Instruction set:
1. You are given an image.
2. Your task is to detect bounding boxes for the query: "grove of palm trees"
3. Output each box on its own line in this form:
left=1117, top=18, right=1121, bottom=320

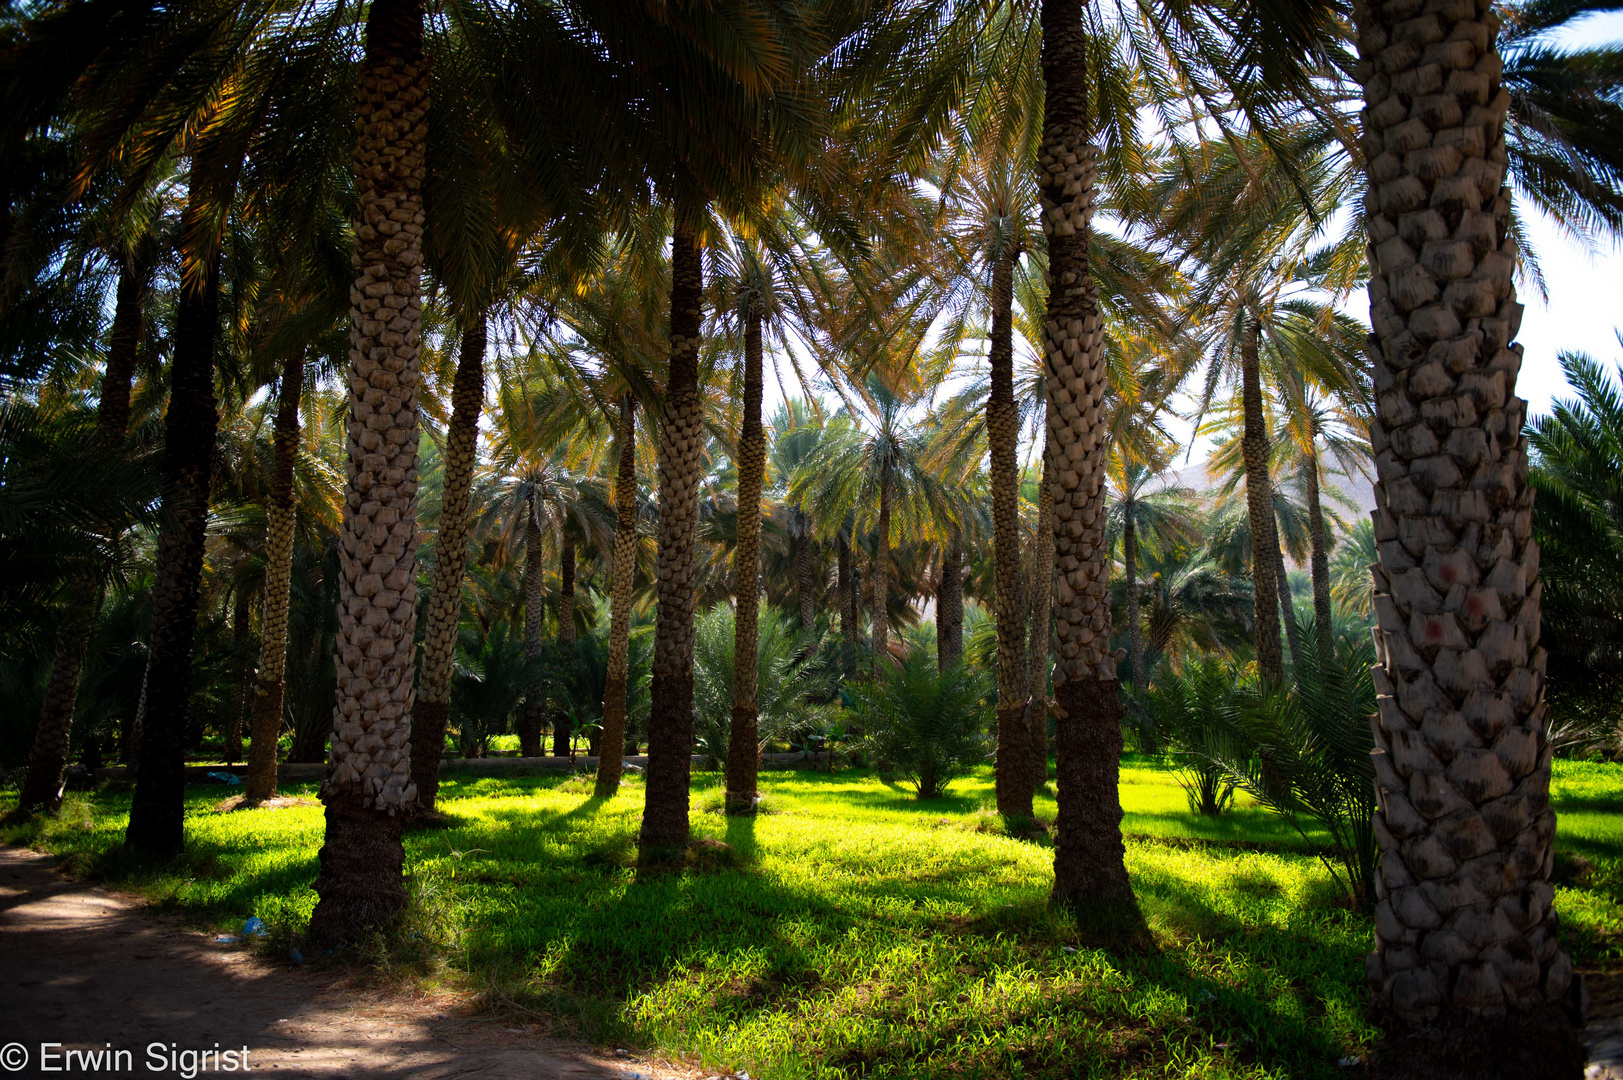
left=3, top=0, right=1622, bottom=1077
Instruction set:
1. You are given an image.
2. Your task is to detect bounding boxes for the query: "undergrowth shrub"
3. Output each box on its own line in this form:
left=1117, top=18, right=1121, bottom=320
left=850, top=650, right=990, bottom=799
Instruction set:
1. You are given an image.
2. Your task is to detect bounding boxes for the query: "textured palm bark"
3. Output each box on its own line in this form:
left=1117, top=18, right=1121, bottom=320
left=1038, top=0, right=1142, bottom=932
left=308, top=0, right=425, bottom=946
left=244, top=350, right=303, bottom=803
left=726, top=308, right=766, bottom=814
left=596, top=396, right=638, bottom=797
left=124, top=213, right=226, bottom=857
left=871, top=473, right=892, bottom=671
left=1239, top=317, right=1286, bottom=684
left=226, top=590, right=250, bottom=765
left=1026, top=411, right=1056, bottom=785
left=409, top=319, right=484, bottom=810
left=796, top=529, right=817, bottom=632
left=839, top=530, right=859, bottom=647
left=520, top=502, right=547, bottom=757
left=17, top=258, right=148, bottom=815
left=552, top=537, right=577, bottom=756
left=936, top=536, right=963, bottom=670
left=641, top=221, right=705, bottom=857
left=1353, top=0, right=1582, bottom=1073
left=989, top=245, right=1034, bottom=818
left=98, top=258, right=147, bottom=445
left=1273, top=530, right=1306, bottom=665
left=1305, top=446, right=1335, bottom=659
left=1124, top=514, right=1146, bottom=688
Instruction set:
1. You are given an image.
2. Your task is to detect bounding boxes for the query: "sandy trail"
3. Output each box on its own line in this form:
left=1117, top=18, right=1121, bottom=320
left=0, top=846, right=684, bottom=1079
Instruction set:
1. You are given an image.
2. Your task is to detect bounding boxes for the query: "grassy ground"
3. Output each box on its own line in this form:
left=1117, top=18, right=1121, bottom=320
left=6, top=758, right=1623, bottom=1079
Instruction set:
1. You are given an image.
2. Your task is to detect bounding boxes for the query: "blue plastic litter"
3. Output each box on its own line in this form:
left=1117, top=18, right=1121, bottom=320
left=242, top=916, right=268, bottom=938
left=206, top=771, right=242, bottom=785
left=290, top=949, right=303, bottom=964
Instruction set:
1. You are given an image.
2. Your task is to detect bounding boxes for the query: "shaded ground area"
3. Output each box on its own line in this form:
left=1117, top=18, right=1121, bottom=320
left=0, top=847, right=685, bottom=1079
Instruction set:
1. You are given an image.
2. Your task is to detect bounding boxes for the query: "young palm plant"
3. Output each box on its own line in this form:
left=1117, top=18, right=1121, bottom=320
left=851, top=648, right=991, bottom=800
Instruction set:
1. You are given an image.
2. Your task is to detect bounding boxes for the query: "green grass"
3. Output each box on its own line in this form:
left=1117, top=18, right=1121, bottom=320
left=6, top=758, right=1623, bottom=1079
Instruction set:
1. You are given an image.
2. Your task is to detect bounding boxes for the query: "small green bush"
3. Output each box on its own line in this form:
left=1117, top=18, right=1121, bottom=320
left=1138, top=658, right=1240, bottom=817
left=850, top=651, right=990, bottom=799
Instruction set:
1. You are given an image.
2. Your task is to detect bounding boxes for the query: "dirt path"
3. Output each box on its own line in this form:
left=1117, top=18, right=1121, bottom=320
left=0, top=846, right=688, bottom=1079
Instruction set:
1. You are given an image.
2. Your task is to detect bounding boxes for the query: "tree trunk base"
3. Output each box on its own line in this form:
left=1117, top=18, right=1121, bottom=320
left=408, top=699, right=450, bottom=812
left=552, top=719, right=572, bottom=759
left=520, top=702, right=544, bottom=759
left=995, top=702, right=1035, bottom=820
left=1369, top=1001, right=1585, bottom=1080
left=16, top=747, right=70, bottom=817
left=307, top=798, right=406, bottom=948
left=724, top=704, right=759, bottom=815
left=243, top=677, right=285, bottom=804
left=1050, top=677, right=1148, bottom=948
left=640, top=670, right=694, bottom=856
left=595, top=679, right=627, bottom=797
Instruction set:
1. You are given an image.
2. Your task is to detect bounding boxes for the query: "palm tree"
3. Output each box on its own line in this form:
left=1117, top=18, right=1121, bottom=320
left=792, top=376, right=962, bottom=676
left=307, top=0, right=430, bottom=944
left=1352, top=0, right=1582, bottom=1070
left=596, top=394, right=642, bottom=795
left=1105, top=462, right=1198, bottom=689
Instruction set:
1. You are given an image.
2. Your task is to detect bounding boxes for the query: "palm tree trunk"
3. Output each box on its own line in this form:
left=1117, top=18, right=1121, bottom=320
left=1124, top=511, right=1146, bottom=689
left=1304, top=444, right=1334, bottom=659
left=839, top=526, right=859, bottom=647
left=226, top=589, right=250, bottom=765
left=989, top=244, right=1033, bottom=819
left=17, top=256, right=147, bottom=815
left=1239, top=315, right=1286, bottom=684
left=409, top=318, right=484, bottom=809
left=1354, top=1, right=1581, bottom=1072
left=1038, top=0, right=1142, bottom=935
left=551, top=536, right=577, bottom=756
left=307, top=0, right=426, bottom=946
left=796, top=524, right=817, bottom=631
left=244, top=350, right=304, bottom=803
left=124, top=164, right=234, bottom=857
left=641, top=215, right=705, bottom=857
left=936, top=535, right=963, bottom=670
left=596, top=395, right=638, bottom=797
left=726, top=307, right=766, bottom=814
left=1272, top=528, right=1304, bottom=666
left=872, top=471, right=892, bottom=671
left=521, top=499, right=546, bottom=757
left=1026, top=430, right=1056, bottom=787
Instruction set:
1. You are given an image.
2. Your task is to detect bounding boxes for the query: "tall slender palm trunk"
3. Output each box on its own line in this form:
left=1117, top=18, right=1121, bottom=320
left=552, top=536, right=577, bottom=756
left=641, top=218, right=705, bottom=856
left=1239, top=315, right=1286, bottom=684
left=596, top=395, right=638, bottom=797
left=409, top=318, right=485, bottom=809
left=1039, top=0, right=1141, bottom=934
left=1353, top=0, right=1580, bottom=1073
left=307, top=0, right=427, bottom=946
left=726, top=308, right=766, bottom=813
left=521, top=499, right=547, bottom=756
left=989, top=245, right=1033, bottom=819
left=17, top=257, right=147, bottom=815
left=244, top=350, right=305, bottom=803
left=1124, top=512, right=1146, bottom=688
left=226, top=590, right=250, bottom=765
left=1304, top=444, right=1334, bottom=659
left=1273, top=531, right=1304, bottom=666
left=1026, top=402, right=1056, bottom=786
left=937, top=535, right=964, bottom=669
left=125, top=197, right=228, bottom=856
left=839, top=527, right=859, bottom=648
left=796, top=526, right=817, bottom=631
left=871, top=473, right=892, bottom=670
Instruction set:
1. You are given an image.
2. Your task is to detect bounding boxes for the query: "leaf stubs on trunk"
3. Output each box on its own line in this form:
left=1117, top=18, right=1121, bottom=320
left=308, top=0, right=426, bottom=945
left=1352, top=0, right=1582, bottom=1071
left=641, top=218, right=705, bottom=859
left=1037, top=0, right=1144, bottom=940
left=726, top=307, right=766, bottom=814
left=410, top=318, right=485, bottom=810
left=596, top=395, right=638, bottom=797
